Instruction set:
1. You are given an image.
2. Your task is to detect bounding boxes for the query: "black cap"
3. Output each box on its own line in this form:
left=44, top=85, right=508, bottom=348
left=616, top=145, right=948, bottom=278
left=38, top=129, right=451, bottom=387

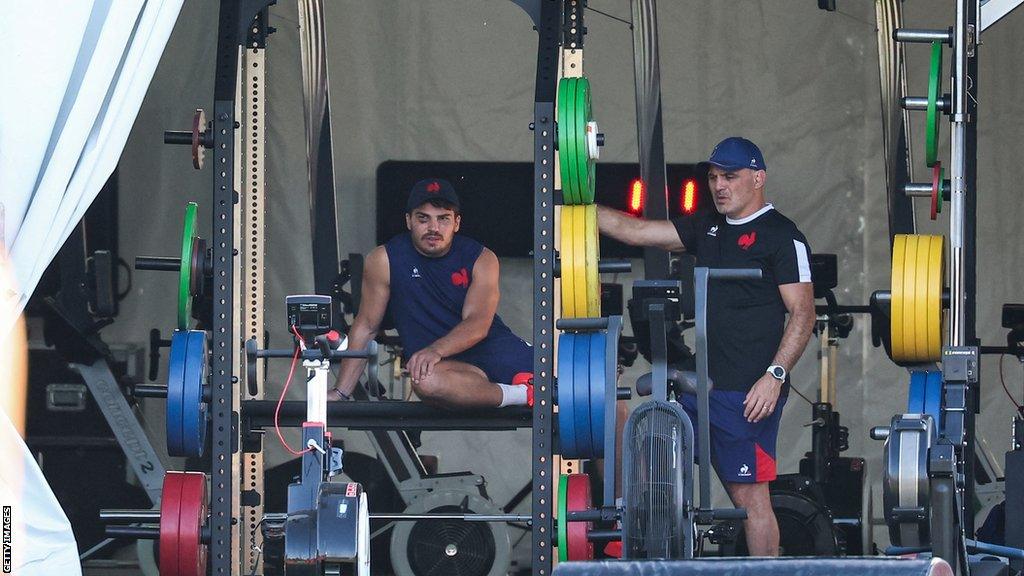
left=406, top=178, right=460, bottom=213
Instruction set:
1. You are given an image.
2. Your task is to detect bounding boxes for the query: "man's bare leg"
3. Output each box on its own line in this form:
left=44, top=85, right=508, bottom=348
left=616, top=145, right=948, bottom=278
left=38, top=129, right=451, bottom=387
left=410, top=360, right=502, bottom=408
left=725, top=481, right=779, bottom=556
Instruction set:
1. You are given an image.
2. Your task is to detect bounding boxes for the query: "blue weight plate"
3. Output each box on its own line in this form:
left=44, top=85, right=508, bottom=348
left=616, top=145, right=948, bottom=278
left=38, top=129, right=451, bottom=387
left=181, top=330, right=208, bottom=458
left=923, top=370, right=942, bottom=433
left=166, top=330, right=189, bottom=456
left=557, top=333, right=577, bottom=457
left=588, top=331, right=606, bottom=458
left=573, top=333, right=593, bottom=458
left=907, top=370, right=927, bottom=414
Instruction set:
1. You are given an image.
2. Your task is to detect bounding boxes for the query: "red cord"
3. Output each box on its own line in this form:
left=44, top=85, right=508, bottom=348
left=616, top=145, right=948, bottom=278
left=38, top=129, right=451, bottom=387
left=274, top=328, right=309, bottom=456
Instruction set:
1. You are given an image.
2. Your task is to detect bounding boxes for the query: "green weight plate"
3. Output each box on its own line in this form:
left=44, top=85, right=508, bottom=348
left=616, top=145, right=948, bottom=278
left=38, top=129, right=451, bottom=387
left=557, top=474, right=569, bottom=562
left=565, top=78, right=581, bottom=205
left=574, top=77, right=595, bottom=204
left=558, top=78, right=580, bottom=205
left=926, top=42, right=942, bottom=168
left=178, top=202, right=198, bottom=330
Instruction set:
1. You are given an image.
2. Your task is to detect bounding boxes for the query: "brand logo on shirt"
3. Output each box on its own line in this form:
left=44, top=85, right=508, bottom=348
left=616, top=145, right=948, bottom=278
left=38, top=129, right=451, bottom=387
left=411, top=266, right=421, bottom=278
left=707, top=225, right=718, bottom=237
left=451, top=267, right=469, bottom=288
left=737, top=231, right=757, bottom=250
left=739, top=464, right=751, bottom=477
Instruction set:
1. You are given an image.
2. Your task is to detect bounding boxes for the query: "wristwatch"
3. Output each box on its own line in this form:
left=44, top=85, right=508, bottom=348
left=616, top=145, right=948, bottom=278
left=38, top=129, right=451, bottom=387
left=766, top=364, right=787, bottom=382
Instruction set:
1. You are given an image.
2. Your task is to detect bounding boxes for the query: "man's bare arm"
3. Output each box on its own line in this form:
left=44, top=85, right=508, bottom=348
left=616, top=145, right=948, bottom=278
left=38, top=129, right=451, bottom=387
left=772, top=282, right=816, bottom=371
left=333, top=246, right=390, bottom=397
left=596, top=205, right=684, bottom=252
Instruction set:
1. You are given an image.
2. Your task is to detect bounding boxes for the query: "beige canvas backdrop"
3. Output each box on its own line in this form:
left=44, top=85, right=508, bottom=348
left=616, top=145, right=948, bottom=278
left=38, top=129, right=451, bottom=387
left=104, top=0, right=1024, bottom=560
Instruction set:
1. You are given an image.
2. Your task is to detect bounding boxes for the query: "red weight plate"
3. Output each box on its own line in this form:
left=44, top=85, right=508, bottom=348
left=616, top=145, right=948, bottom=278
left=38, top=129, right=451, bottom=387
left=159, top=472, right=184, bottom=576
left=177, top=472, right=208, bottom=576
left=565, top=473, right=594, bottom=561
left=191, top=109, right=206, bottom=170
left=930, top=161, right=942, bottom=221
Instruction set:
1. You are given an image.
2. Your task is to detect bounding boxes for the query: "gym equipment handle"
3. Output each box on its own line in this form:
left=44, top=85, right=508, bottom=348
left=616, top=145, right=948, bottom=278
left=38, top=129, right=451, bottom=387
left=255, top=346, right=376, bottom=361
left=134, top=385, right=168, bottom=398
left=711, top=507, right=748, bottom=520
left=101, top=510, right=161, bottom=521
left=135, top=256, right=181, bottom=271
left=556, top=318, right=609, bottom=331
left=105, top=526, right=160, bottom=539
left=708, top=269, right=762, bottom=281
left=164, top=130, right=192, bottom=145
left=893, top=28, right=953, bottom=44
left=870, top=426, right=890, bottom=440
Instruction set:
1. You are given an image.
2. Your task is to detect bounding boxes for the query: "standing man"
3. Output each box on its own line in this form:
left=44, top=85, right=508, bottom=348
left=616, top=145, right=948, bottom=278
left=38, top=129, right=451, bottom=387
left=330, top=178, right=534, bottom=409
left=598, top=137, right=815, bottom=556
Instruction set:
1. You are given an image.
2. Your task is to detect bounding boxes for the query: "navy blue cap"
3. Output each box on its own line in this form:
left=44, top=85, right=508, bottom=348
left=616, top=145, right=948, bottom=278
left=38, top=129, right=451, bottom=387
left=703, top=137, right=767, bottom=172
left=406, top=178, right=460, bottom=213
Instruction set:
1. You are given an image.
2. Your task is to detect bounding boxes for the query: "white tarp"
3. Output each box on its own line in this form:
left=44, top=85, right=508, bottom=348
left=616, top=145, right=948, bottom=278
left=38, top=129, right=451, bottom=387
left=0, top=0, right=184, bottom=334
left=0, top=2, right=183, bottom=573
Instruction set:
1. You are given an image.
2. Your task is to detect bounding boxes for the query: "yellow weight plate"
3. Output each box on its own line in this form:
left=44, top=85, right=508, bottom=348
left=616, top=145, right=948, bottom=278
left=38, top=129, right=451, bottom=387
left=560, top=206, right=576, bottom=317
left=890, top=234, right=944, bottom=363
left=914, top=236, right=931, bottom=360
left=572, top=206, right=588, bottom=317
left=891, top=235, right=907, bottom=360
left=584, top=204, right=600, bottom=317
left=905, top=233, right=921, bottom=358
left=926, top=236, right=945, bottom=359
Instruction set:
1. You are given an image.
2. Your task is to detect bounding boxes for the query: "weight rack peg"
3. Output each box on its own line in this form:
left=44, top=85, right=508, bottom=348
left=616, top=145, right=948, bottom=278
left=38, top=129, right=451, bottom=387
left=902, top=182, right=950, bottom=198
left=902, top=96, right=951, bottom=113
left=894, top=28, right=954, bottom=44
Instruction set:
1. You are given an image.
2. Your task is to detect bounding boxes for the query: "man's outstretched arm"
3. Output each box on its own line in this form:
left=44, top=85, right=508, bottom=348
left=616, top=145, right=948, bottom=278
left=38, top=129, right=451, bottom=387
left=332, top=246, right=390, bottom=398
left=596, top=205, right=685, bottom=251
left=405, top=248, right=500, bottom=382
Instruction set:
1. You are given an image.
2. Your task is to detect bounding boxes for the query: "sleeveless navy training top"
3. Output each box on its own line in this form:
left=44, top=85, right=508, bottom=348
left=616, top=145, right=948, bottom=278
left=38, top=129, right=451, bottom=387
left=385, top=233, right=524, bottom=360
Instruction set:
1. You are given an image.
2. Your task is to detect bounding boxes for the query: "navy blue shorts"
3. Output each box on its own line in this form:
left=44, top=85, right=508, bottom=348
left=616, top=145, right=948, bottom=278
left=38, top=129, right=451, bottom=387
left=678, top=390, right=787, bottom=484
left=451, top=336, right=533, bottom=384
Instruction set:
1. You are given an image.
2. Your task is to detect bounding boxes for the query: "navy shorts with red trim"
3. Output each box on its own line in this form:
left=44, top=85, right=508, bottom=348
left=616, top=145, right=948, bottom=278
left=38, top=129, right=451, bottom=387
left=678, top=390, right=787, bottom=484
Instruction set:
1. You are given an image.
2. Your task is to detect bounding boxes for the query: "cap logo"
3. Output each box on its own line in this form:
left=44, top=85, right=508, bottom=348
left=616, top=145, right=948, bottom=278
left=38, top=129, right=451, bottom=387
left=750, top=158, right=757, bottom=167
left=426, top=181, right=441, bottom=193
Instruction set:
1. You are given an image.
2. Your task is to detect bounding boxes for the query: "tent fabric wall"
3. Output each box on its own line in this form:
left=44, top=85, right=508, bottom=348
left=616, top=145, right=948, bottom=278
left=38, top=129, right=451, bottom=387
left=100, top=0, right=1024, bottom=564
left=0, top=2, right=183, bottom=572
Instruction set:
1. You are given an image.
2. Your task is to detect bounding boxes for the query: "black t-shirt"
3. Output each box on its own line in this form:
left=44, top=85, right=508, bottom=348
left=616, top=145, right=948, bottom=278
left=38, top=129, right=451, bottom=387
left=671, top=204, right=812, bottom=393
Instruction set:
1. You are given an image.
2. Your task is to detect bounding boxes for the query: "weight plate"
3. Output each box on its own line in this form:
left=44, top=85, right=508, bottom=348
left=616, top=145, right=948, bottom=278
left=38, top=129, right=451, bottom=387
left=178, top=202, right=198, bottom=330
left=191, top=109, right=206, bottom=170
left=891, top=235, right=906, bottom=361
left=159, top=472, right=184, bottom=576
left=177, top=472, right=208, bottom=576
left=571, top=206, right=588, bottom=317
left=923, top=370, right=943, bottom=431
left=558, top=78, right=580, bottom=204
left=572, top=332, right=593, bottom=458
left=189, top=237, right=205, bottom=296
left=926, top=235, right=944, bottom=358
left=913, top=236, right=930, bottom=360
left=889, top=235, right=943, bottom=363
left=588, top=331, right=606, bottom=458
left=181, top=330, right=208, bottom=458
left=557, top=333, right=578, bottom=457
left=574, top=78, right=596, bottom=204
left=557, top=474, right=569, bottom=562
left=166, top=330, right=189, bottom=457
left=560, top=207, right=576, bottom=318
left=930, top=162, right=942, bottom=220
left=565, top=473, right=594, bottom=561
left=907, top=371, right=927, bottom=414
left=926, top=42, right=942, bottom=167
left=584, top=204, right=600, bottom=316
left=937, top=165, right=946, bottom=213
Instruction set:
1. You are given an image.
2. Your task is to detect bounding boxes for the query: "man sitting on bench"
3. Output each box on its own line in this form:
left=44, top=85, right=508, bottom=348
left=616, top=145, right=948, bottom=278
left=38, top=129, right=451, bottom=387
left=329, top=178, right=534, bottom=409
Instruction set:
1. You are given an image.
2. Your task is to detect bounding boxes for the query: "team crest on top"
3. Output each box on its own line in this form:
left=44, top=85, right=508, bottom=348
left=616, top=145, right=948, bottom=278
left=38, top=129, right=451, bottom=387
left=707, top=225, right=718, bottom=237
left=411, top=266, right=421, bottom=278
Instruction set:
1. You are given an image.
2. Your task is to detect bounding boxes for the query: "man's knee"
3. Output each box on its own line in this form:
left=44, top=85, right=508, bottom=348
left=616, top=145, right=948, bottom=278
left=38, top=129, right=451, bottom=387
left=727, top=481, right=772, bottom=512
left=410, top=368, right=450, bottom=400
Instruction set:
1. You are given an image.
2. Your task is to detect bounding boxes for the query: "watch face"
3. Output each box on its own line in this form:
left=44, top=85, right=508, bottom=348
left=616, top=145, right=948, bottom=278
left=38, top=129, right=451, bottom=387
left=770, top=366, right=785, bottom=379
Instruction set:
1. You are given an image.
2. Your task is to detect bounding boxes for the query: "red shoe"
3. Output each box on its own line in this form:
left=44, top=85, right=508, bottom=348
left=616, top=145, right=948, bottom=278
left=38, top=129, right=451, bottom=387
left=512, top=372, right=534, bottom=407
left=603, top=540, right=622, bottom=558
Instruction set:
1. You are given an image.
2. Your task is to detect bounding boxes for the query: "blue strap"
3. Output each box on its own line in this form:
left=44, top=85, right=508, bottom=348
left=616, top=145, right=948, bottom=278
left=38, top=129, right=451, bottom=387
left=907, top=370, right=927, bottom=414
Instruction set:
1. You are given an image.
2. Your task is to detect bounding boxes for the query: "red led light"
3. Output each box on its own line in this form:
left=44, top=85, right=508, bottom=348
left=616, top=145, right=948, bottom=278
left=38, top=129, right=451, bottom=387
left=681, top=179, right=697, bottom=214
left=628, top=179, right=644, bottom=214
